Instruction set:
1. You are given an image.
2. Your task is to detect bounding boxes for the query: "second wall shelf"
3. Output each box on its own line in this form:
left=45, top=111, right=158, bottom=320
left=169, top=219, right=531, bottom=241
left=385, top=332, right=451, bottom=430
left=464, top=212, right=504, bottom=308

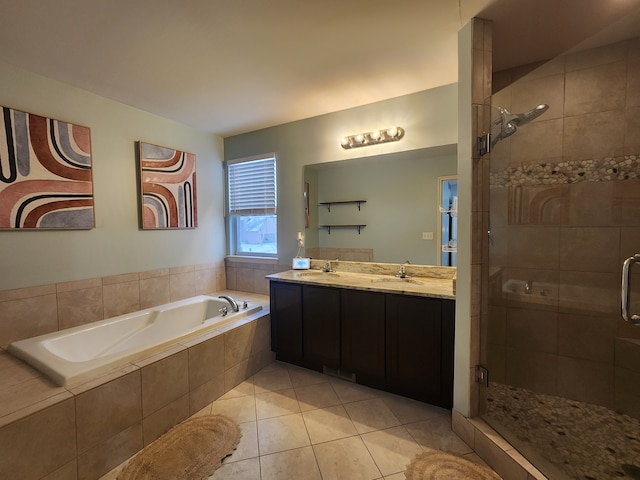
left=319, top=224, right=366, bottom=234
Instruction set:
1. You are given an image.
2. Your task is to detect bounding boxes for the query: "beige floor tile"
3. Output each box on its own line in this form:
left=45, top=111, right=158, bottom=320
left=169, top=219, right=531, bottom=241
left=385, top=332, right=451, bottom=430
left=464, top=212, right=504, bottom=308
left=404, top=415, right=473, bottom=455
left=210, top=457, right=260, bottom=479
left=381, top=392, right=449, bottom=424
left=295, top=382, right=341, bottom=411
left=223, top=421, right=259, bottom=463
left=219, top=378, right=255, bottom=400
left=259, top=445, right=322, bottom=480
left=253, top=366, right=293, bottom=393
left=313, top=435, right=382, bottom=480
left=302, top=405, right=358, bottom=444
left=257, top=413, right=310, bottom=455
left=384, top=473, right=407, bottom=480
left=287, top=364, right=328, bottom=387
left=329, top=378, right=380, bottom=404
left=344, top=398, right=401, bottom=434
left=210, top=395, right=256, bottom=423
left=255, top=388, right=300, bottom=419
left=361, top=425, right=423, bottom=476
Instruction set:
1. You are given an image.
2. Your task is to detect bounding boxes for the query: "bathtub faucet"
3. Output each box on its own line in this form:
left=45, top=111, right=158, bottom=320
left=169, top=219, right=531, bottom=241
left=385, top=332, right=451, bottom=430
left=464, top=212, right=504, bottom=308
left=219, top=295, right=240, bottom=312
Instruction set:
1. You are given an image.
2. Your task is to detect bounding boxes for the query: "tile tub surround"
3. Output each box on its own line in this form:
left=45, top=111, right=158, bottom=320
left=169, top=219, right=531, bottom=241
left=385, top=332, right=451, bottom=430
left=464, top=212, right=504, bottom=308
left=0, top=291, right=273, bottom=480
left=0, top=261, right=227, bottom=347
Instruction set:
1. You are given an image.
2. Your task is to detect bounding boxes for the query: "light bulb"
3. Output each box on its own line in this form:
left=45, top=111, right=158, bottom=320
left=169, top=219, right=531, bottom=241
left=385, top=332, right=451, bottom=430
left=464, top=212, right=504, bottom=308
left=387, top=127, right=398, bottom=137
left=341, top=137, right=350, bottom=146
left=370, top=130, right=381, bottom=140
left=355, top=134, right=364, bottom=143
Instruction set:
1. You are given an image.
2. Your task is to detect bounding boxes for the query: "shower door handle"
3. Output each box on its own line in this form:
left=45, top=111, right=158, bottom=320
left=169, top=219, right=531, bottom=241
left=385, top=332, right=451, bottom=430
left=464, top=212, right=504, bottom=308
left=621, top=254, right=640, bottom=325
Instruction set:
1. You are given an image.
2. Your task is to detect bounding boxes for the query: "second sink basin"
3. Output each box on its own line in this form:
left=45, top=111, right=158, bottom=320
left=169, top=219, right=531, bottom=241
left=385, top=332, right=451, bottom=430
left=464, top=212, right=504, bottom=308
left=372, top=277, right=424, bottom=286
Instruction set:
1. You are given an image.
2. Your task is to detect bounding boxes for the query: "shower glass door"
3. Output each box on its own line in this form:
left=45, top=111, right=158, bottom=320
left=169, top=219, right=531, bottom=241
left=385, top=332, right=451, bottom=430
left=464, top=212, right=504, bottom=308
left=480, top=23, right=640, bottom=480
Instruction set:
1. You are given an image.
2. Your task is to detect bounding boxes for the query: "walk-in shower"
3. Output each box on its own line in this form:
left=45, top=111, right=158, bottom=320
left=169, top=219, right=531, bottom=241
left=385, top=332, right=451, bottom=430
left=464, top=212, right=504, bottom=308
left=480, top=33, right=640, bottom=480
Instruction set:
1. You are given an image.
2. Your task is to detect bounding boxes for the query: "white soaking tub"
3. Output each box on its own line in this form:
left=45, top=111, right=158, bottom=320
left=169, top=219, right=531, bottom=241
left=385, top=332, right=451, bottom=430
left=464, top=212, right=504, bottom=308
left=8, top=294, right=262, bottom=387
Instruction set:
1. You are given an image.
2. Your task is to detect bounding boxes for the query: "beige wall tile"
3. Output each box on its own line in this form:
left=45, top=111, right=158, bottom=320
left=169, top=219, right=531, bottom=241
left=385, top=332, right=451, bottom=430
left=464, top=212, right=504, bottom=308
left=139, top=275, right=171, bottom=309
left=188, top=334, right=224, bottom=389
left=558, top=271, right=619, bottom=317
left=615, top=367, right=640, bottom=419
left=224, top=321, right=256, bottom=370
left=507, top=226, right=560, bottom=269
left=557, top=356, right=614, bottom=408
left=56, top=278, right=102, bottom=293
left=505, top=348, right=557, bottom=395
left=102, top=280, right=140, bottom=318
left=194, top=267, right=218, bottom=295
left=624, top=106, right=640, bottom=154
left=0, top=284, right=55, bottom=303
left=0, top=398, right=76, bottom=479
left=235, top=267, right=256, bottom=292
left=170, top=271, right=196, bottom=301
left=189, top=373, right=225, bottom=415
left=558, top=313, right=616, bottom=363
left=75, top=371, right=142, bottom=453
left=565, top=40, right=627, bottom=72
left=225, top=358, right=251, bottom=392
left=559, top=226, right=621, bottom=272
left=565, top=61, right=626, bottom=115
left=76, top=422, right=142, bottom=480
left=41, top=459, right=77, bottom=480
left=102, top=273, right=139, bottom=286
left=141, top=350, right=189, bottom=417
left=170, top=265, right=194, bottom=275
left=506, top=307, right=558, bottom=354
left=563, top=111, right=624, bottom=163
left=0, top=293, right=58, bottom=345
left=139, top=268, right=170, bottom=280
left=567, top=181, right=622, bottom=227
left=57, top=286, right=103, bottom=330
left=142, top=394, right=190, bottom=446
left=509, top=119, right=563, bottom=165
left=619, top=179, right=640, bottom=226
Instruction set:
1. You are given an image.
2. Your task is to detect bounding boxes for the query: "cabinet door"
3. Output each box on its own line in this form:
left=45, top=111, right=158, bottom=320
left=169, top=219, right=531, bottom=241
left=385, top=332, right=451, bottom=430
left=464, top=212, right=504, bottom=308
left=303, top=285, right=341, bottom=369
left=270, top=281, right=303, bottom=363
left=341, top=289, right=386, bottom=382
left=386, top=294, right=446, bottom=406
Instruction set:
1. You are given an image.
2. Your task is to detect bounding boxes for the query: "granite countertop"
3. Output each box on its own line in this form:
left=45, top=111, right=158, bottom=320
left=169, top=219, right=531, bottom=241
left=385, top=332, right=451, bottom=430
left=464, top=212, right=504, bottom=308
left=266, top=269, right=456, bottom=300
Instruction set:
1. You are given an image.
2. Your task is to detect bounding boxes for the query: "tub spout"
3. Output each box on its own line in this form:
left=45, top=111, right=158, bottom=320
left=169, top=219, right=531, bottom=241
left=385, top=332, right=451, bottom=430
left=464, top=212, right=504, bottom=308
left=219, top=295, right=240, bottom=312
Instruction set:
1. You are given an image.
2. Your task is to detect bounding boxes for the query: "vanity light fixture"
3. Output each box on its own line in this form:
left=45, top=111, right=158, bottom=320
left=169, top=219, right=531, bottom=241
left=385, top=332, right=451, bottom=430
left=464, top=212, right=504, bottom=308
left=340, top=126, right=405, bottom=149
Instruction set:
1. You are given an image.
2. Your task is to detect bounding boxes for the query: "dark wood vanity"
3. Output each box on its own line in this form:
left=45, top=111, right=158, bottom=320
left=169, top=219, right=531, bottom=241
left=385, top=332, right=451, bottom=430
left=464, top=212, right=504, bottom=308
left=268, top=269, right=455, bottom=409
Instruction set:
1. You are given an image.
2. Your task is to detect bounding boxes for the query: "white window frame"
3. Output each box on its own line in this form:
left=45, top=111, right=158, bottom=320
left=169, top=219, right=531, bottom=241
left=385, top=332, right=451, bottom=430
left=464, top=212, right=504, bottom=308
left=226, top=153, right=277, bottom=258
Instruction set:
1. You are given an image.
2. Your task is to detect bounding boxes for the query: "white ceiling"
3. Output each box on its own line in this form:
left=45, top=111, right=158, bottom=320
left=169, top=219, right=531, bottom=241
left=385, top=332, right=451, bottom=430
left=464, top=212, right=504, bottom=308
left=0, top=0, right=638, bottom=137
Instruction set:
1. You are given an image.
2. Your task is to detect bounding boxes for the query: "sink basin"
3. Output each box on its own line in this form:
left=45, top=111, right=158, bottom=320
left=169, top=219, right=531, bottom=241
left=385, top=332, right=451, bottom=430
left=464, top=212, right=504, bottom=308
left=372, top=277, right=423, bottom=286
left=296, top=271, right=340, bottom=277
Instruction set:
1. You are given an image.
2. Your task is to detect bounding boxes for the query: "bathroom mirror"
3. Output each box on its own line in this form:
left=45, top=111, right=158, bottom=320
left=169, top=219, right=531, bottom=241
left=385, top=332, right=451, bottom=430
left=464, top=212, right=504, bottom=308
left=304, top=146, right=457, bottom=265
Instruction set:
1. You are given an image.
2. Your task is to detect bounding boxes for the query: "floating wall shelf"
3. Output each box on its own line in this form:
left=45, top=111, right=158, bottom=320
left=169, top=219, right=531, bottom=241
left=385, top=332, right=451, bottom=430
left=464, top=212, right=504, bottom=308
left=319, top=225, right=366, bottom=234
left=319, top=200, right=366, bottom=212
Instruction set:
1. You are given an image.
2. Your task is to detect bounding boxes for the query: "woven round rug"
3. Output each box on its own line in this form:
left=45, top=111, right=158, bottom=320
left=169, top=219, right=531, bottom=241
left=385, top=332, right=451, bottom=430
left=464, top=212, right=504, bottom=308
left=117, top=415, right=241, bottom=480
left=405, top=450, right=502, bottom=480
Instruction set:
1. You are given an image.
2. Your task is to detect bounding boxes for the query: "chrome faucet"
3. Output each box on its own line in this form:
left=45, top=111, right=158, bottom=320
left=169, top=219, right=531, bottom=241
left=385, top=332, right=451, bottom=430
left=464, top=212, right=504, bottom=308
left=322, top=258, right=338, bottom=272
left=219, top=295, right=240, bottom=312
left=524, top=280, right=533, bottom=294
left=396, top=261, right=411, bottom=279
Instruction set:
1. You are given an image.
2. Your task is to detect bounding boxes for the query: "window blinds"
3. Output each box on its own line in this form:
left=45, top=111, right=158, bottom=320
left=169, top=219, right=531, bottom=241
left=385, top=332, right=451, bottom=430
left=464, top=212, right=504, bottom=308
left=227, top=155, right=277, bottom=215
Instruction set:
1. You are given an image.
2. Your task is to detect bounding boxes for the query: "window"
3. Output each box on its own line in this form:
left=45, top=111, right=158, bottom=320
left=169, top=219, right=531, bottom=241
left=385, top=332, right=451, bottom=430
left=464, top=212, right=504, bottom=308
left=227, top=154, right=277, bottom=256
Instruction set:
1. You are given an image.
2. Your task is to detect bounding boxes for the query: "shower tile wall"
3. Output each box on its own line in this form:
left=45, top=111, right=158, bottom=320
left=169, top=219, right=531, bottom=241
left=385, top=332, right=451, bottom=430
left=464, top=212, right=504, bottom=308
left=486, top=38, right=640, bottom=419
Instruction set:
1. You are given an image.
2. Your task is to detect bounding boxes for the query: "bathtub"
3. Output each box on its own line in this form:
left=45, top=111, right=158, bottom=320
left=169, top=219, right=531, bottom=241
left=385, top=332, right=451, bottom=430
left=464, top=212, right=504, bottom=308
left=7, top=295, right=262, bottom=387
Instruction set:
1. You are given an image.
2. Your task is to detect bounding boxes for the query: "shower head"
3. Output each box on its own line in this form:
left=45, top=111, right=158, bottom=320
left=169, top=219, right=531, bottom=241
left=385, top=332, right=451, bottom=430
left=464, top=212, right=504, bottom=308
left=490, top=103, right=549, bottom=149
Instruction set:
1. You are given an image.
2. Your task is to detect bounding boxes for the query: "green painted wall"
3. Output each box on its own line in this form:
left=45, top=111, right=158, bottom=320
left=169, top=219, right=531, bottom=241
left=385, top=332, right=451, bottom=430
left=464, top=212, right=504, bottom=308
left=224, top=84, right=458, bottom=264
left=0, top=61, right=224, bottom=291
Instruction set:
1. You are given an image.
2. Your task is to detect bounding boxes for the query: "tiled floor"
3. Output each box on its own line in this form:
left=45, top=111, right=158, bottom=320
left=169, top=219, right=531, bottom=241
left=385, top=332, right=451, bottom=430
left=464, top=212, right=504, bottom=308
left=104, top=360, right=496, bottom=479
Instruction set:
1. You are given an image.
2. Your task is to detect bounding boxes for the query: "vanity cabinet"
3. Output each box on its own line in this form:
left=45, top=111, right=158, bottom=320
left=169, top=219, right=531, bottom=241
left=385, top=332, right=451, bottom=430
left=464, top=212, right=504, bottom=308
left=386, top=294, right=455, bottom=407
left=269, top=281, right=303, bottom=364
left=269, top=280, right=455, bottom=408
left=302, top=285, right=341, bottom=369
left=341, top=289, right=386, bottom=386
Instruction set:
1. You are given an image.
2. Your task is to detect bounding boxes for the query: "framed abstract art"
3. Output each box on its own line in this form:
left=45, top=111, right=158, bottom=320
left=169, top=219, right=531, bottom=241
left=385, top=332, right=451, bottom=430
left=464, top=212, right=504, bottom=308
left=138, top=141, right=198, bottom=229
left=0, top=106, right=94, bottom=229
